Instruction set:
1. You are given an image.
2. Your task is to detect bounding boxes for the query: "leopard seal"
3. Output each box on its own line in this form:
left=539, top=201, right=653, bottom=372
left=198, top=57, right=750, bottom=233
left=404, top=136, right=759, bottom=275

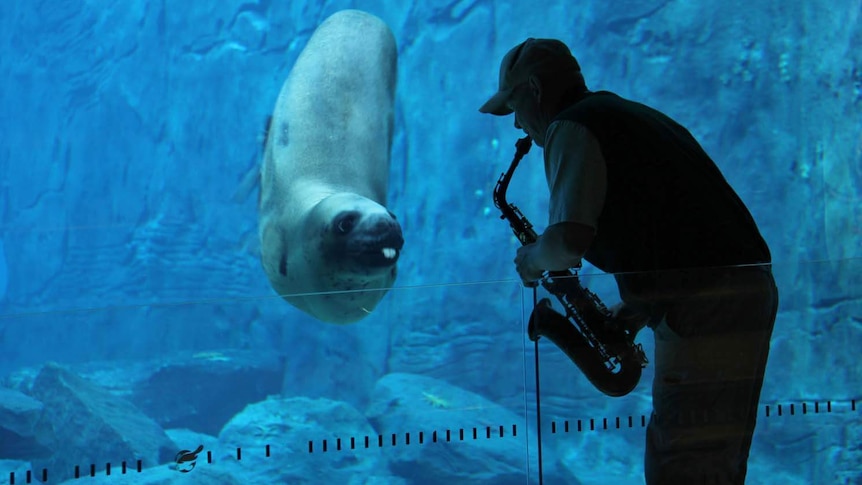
left=258, top=10, right=403, bottom=324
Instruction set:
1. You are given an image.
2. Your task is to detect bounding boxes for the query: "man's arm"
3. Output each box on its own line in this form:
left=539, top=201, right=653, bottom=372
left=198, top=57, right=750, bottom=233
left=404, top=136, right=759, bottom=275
left=515, top=221, right=594, bottom=282
left=532, top=221, right=594, bottom=270
left=515, top=120, right=605, bottom=284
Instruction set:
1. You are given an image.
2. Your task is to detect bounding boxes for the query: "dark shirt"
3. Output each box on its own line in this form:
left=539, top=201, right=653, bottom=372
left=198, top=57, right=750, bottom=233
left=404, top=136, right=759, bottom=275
left=551, top=91, right=771, bottom=303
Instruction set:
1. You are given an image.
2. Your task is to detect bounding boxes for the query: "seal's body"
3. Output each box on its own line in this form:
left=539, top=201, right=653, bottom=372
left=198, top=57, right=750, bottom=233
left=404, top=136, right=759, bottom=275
left=259, top=10, right=403, bottom=324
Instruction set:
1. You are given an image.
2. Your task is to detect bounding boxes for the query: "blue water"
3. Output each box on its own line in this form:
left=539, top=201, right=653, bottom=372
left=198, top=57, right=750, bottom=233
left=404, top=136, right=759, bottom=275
left=0, top=1, right=860, bottom=484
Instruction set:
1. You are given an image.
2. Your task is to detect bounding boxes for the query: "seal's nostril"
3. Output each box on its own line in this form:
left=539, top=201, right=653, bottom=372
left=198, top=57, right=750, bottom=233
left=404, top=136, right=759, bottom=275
left=333, top=210, right=361, bottom=234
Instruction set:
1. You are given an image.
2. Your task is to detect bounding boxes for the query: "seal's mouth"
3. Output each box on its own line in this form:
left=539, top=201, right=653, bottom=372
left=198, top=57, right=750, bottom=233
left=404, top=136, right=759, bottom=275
left=353, top=231, right=403, bottom=267
left=329, top=210, right=403, bottom=268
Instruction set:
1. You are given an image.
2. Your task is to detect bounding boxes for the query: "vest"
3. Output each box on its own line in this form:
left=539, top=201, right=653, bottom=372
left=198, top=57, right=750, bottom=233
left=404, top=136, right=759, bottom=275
left=553, top=91, right=771, bottom=302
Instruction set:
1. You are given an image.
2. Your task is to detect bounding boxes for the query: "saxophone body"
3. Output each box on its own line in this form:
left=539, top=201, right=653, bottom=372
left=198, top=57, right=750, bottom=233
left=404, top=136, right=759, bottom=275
left=493, top=136, right=648, bottom=397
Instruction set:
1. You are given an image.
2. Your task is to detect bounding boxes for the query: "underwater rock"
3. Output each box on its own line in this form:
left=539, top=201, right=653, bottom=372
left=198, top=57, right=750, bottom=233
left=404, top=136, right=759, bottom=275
left=2, top=351, right=285, bottom=440
left=27, top=362, right=176, bottom=478
left=216, top=395, right=394, bottom=484
left=130, top=349, right=284, bottom=436
left=0, top=387, right=50, bottom=459
left=54, top=463, right=243, bottom=485
left=365, top=372, right=581, bottom=485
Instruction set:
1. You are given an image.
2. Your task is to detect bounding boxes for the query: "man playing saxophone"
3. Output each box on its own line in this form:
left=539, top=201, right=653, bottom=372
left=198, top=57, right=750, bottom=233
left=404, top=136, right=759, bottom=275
left=479, top=38, right=778, bottom=485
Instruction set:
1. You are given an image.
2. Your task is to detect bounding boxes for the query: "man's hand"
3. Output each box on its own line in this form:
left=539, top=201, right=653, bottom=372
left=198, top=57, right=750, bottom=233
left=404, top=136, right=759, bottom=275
left=609, top=301, right=649, bottom=335
left=514, top=244, right=544, bottom=286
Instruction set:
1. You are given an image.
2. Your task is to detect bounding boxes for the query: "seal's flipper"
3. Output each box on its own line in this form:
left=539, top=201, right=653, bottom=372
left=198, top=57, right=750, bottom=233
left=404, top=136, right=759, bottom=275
left=232, top=152, right=262, bottom=204
left=261, top=115, right=272, bottom=152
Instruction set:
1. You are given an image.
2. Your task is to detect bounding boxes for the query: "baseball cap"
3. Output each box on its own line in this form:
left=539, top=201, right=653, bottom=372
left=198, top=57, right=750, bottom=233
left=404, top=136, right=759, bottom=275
left=479, top=38, right=583, bottom=116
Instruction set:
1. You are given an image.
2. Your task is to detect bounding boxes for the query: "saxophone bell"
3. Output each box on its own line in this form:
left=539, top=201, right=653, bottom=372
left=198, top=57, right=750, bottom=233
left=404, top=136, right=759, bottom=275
left=528, top=297, right=645, bottom=397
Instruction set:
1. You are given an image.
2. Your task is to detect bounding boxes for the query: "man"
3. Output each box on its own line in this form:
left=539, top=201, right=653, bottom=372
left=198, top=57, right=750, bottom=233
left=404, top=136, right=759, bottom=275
left=479, top=38, right=779, bottom=485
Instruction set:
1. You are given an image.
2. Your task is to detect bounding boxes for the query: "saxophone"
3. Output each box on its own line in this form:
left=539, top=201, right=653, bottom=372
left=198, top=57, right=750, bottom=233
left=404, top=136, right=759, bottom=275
left=493, top=136, right=648, bottom=397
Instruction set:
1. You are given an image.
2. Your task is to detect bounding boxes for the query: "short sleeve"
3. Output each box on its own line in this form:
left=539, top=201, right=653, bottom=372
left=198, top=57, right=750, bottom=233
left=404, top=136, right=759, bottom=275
left=543, top=120, right=607, bottom=230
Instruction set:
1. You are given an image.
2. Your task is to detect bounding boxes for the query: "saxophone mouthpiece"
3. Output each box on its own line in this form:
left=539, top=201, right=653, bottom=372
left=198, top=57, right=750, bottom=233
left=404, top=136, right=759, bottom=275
left=515, top=136, right=532, bottom=155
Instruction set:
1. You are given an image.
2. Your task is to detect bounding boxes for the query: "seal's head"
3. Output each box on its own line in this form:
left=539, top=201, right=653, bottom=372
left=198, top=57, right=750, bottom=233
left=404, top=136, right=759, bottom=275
left=261, top=193, right=403, bottom=324
left=313, top=193, right=403, bottom=273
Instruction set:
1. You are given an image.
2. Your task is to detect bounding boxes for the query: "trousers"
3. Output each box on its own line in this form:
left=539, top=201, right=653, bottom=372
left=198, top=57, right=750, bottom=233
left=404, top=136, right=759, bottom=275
left=643, top=266, right=779, bottom=485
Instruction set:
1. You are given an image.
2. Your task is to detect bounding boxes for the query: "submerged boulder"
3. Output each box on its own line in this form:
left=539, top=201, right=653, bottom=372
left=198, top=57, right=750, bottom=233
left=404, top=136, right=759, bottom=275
left=366, top=372, right=581, bottom=484
left=28, top=362, right=176, bottom=479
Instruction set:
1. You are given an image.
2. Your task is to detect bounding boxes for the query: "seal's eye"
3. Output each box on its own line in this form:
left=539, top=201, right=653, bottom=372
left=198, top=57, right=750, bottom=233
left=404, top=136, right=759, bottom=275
left=333, top=210, right=361, bottom=235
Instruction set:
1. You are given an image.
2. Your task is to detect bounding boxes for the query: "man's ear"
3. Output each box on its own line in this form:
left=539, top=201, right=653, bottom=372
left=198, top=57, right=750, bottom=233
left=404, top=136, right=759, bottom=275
left=528, top=75, right=543, bottom=103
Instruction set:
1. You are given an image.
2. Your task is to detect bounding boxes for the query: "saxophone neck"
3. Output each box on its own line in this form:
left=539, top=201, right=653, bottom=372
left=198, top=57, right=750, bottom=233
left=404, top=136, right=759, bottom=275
left=493, top=136, right=536, bottom=240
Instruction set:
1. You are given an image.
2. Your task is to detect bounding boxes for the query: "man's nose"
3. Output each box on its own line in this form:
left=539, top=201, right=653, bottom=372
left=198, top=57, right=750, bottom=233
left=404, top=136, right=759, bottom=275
left=514, top=117, right=521, bottom=130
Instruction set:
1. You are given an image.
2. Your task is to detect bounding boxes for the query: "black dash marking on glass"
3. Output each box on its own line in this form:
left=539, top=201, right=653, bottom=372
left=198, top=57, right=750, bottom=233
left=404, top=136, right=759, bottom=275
left=322, top=440, right=328, bottom=452
left=391, top=434, right=396, bottom=446
left=25, top=470, right=30, bottom=483
left=122, top=461, right=127, bottom=473
left=74, top=466, right=80, bottom=479
left=351, top=437, right=356, bottom=449
left=641, top=415, right=646, bottom=427
left=498, top=425, right=504, bottom=437
left=551, top=421, right=557, bottom=433
left=603, top=418, right=608, bottom=430
left=41, top=470, right=46, bottom=482
left=90, top=464, right=96, bottom=477
left=590, top=419, right=595, bottom=431
left=137, top=460, right=142, bottom=473
left=628, top=416, right=633, bottom=428
left=237, top=447, right=243, bottom=460
left=406, top=432, right=411, bottom=445
left=433, top=431, right=438, bottom=443
left=853, top=399, right=857, bottom=411
left=565, top=420, right=570, bottom=433
left=266, top=444, right=271, bottom=457
left=308, top=441, right=313, bottom=453
left=8, top=471, right=13, bottom=485
left=365, top=436, right=369, bottom=448
left=815, top=402, right=819, bottom=413
left=828, top=401, right=832, bottom=412
left=790, top=404, right=795, bottom=416
left=378, top=435, right=383, bottom=448
left=766, top=405, right=770, bottom=417
left=803, top=403, right=808, bottom=414
left=419, top=432, right=424, bottom=444
left=337, top=438, right=342, bottom=451
left=472, top=427, right=477, bottom=440
left=207, top=451, right=212, bottom=464
left=512, top=424, right=517, bottom=437
left=446, top=430, right=451, bottom=442
left=486, top=426, right=491, bottom=439
left=578, top=420, right=583, bottom=432
left=778, top=404, right=782, bottom=416
left=106, top=463, right=111, bottom=475
left=459, top=429, right=464, bottom=441
left=615, top=417, right=620, bottom=429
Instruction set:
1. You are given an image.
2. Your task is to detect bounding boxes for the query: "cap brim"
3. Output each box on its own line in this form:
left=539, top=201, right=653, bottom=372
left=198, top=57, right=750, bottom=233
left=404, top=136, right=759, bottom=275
left=478, top=90, right=514, bottom=115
